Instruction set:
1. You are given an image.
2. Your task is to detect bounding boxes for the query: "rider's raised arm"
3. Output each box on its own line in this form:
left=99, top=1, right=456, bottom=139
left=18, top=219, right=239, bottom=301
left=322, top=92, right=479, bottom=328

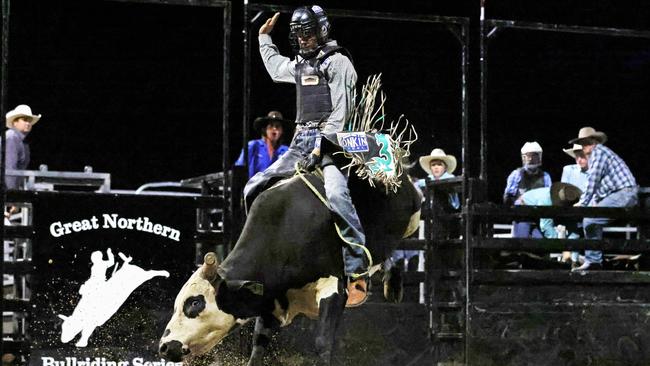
left=106, top=248, right=115, bottom=264
left=259, top=34, right=296, bottom=84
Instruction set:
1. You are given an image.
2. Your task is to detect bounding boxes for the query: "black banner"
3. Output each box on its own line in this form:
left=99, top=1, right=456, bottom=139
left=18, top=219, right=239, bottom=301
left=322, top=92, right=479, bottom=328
left=27, top=193, right=199, bottom=366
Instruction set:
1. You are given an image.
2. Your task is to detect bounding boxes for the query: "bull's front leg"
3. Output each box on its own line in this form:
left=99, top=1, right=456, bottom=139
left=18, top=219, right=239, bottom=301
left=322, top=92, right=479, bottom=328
left=247, top=314, right=279, bottom=366
left=314, top=279, right=347, bottom=365
left=75, top=326, right=96, bottom=347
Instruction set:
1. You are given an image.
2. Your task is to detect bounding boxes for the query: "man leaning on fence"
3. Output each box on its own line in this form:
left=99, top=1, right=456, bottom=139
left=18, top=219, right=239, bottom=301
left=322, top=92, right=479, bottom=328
left=570, top=127, right=639, bottom=272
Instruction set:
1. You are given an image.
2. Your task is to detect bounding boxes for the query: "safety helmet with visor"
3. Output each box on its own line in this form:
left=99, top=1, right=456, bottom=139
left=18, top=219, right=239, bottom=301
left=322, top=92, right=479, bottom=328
left=520, top=141, right=543, bottom=171
left=289, top=5, right=330, bottom=58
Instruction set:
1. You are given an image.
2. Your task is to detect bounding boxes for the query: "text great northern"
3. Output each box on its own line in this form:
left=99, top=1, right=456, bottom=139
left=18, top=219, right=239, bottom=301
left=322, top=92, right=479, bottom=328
left=49, top=214, right=180, bottom=242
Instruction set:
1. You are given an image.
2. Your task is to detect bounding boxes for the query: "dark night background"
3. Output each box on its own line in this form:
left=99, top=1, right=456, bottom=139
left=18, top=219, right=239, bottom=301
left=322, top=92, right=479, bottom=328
left=3, top=0, right=650, bottom=203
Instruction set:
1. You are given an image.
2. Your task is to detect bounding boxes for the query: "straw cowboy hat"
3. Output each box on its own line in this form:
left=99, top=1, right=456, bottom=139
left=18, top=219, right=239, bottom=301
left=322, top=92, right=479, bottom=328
left=562, top=144, right=583, bottom=159
left=550, top=182, right=582, bottom=207
left=419, top=148, right=457, bottom=175
left=568, top=126, right=607, bottom=145
left=5, top=104, right=41, bottom=129
left=253, top=110, right=291, bottom=133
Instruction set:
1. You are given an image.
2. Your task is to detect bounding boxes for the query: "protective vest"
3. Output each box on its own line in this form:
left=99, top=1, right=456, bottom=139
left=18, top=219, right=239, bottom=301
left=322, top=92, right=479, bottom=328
left=517, top=168, right=546, bottom=196
left=294, top=44, right=350, bottom=124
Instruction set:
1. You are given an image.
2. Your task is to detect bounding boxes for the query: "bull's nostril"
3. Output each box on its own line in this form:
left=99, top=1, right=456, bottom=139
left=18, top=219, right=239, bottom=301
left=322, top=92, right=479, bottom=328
left=159, top=340, right=184, bottom=362
left=182, top=347, right=190, bottom=356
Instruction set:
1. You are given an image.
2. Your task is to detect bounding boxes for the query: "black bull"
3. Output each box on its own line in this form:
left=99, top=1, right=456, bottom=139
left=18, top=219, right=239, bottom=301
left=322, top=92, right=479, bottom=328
left=159, top=170, right=422, bottom=365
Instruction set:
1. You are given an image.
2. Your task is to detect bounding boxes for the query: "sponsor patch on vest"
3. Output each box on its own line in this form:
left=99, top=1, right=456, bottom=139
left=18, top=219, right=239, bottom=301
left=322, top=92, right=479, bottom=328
left=301, top=75, right=319, bottom=86
left=337, top=132, right=369, bottom=153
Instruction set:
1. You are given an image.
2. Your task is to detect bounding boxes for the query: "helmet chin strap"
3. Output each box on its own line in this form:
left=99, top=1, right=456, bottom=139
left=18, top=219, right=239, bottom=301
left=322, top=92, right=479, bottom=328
left=299, top=44, right=322, bottom=59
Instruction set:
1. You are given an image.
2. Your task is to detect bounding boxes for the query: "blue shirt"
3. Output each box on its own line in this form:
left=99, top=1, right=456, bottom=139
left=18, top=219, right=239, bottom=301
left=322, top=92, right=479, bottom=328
left=416, top=171, right=461, bottom=210
left=2, top=128, right=30, bottom=189
left=503, top=168, right=552, bottom=203
left=518, top=187, right=556, bottom=238
left=580, top=144, right=637, bottom=206
left=235, top=138, right=289, bottom=178
left=519, top=187, right=582, bottom=239
left=560, top=164, right=589, bottom=193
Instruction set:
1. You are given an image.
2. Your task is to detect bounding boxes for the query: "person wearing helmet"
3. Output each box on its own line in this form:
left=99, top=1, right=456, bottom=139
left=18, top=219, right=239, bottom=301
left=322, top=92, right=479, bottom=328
left=503, top=141, right=552, bottom=206
left=246, top=6, right=367, bottom=307
left=503, top=141, right=552, bottom=238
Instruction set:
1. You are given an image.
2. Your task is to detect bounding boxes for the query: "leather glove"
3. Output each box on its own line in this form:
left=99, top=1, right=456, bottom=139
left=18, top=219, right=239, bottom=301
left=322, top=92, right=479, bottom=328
left=300, top=153, right=322, bottom=172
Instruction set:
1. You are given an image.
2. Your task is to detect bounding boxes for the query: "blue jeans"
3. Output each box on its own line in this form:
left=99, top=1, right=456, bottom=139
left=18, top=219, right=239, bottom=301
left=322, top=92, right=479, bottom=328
left=244, top=126, right=366, bottom=276
left=512, top=221, right=543, bottom=238
left=583, top=187, right=638, bottom=264
left=323, top=164, right=367, bottom=276
left=244, top=126, right=319, bottom=202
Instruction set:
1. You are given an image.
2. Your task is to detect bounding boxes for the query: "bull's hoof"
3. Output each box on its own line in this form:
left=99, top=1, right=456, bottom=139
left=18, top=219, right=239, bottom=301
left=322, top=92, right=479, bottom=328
left=382, top=267, right=403, bottom=303
left=75, top=340, right=88, bottom=347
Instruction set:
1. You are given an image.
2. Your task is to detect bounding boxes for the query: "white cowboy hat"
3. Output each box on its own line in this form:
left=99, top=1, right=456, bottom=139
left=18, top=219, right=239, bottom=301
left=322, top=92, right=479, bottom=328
left=568, top=126, right=607, bottom=145
left=419, top=148, right=457, bottom=175
left=5, top=104, right=41, bottom=129
left=562, top=144, right=583, bottom=159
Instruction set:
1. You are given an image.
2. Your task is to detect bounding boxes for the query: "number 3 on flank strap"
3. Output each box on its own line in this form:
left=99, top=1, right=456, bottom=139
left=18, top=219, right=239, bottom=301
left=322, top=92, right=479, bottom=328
left=368, top=133, right=396, bottom=177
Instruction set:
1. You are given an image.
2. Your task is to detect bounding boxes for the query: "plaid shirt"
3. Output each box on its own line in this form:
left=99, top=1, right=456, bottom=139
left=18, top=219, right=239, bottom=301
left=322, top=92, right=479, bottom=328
left=580, top=144, right=637, bottom=205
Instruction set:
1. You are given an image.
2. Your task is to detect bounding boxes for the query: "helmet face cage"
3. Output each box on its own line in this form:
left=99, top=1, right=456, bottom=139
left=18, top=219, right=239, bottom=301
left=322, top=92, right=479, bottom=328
left=290, top=22, right=318, bottom=39
left=521, top=152, right=542, bottom=169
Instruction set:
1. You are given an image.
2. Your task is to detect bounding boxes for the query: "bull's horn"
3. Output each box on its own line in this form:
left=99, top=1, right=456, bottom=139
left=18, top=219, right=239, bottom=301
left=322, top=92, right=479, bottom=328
left=57, top=314, right=68, bottom=321
left=201, top=252, right=220, bottom=283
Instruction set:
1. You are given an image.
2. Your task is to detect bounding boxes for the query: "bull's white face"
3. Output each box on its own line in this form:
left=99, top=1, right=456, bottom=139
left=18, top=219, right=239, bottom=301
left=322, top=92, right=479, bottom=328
left=159, top=255, right=236, bottom=362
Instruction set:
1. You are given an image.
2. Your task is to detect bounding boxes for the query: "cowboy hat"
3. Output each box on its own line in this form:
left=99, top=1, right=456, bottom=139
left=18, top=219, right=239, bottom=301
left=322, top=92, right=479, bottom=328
left=253, top=110, right=292, bottom=133
left=562, top=144, right=583, bottom=159
left=5, top=104, right=41, bottom=129
left=419, top=148, right=457, bottom=175
left=568, top=126, right=607, bottom=145
left=550, top=182, right=582, bottom=207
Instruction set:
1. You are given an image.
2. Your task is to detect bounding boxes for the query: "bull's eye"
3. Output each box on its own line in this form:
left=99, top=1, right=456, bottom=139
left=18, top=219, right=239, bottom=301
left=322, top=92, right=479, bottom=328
left=183, top=295, right=206, bottom=319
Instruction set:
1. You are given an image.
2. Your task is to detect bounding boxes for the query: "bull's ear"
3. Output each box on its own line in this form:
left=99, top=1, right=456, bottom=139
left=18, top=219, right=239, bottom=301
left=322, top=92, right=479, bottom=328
left=201, top=252, right=221, bottom=284
left=57, top=314, right=68, bottom=321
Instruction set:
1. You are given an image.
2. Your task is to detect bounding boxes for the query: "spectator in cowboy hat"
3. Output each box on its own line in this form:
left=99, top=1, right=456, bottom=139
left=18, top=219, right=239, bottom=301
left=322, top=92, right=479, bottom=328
left=235, top=110, right=290, bottom=179
left=561, top=143, right=589, bottom=192
left=416, top=148, right=460, bottom=209
left=389, top=148, right=460, bottom=274
left=570, top=126, right=638, bottom=272
left=559, top=143, right=590, bottom=266
left=3, top=104, right=42, bottom=191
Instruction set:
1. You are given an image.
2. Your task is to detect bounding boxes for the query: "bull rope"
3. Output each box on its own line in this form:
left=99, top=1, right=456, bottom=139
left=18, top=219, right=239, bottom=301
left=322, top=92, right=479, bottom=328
left=293, top=162, right=373, bottom=279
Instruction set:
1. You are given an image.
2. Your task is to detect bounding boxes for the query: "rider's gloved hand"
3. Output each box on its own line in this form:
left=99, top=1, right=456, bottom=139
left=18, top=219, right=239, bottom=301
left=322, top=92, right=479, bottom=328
left=300, top=148, right=321, bottom=171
